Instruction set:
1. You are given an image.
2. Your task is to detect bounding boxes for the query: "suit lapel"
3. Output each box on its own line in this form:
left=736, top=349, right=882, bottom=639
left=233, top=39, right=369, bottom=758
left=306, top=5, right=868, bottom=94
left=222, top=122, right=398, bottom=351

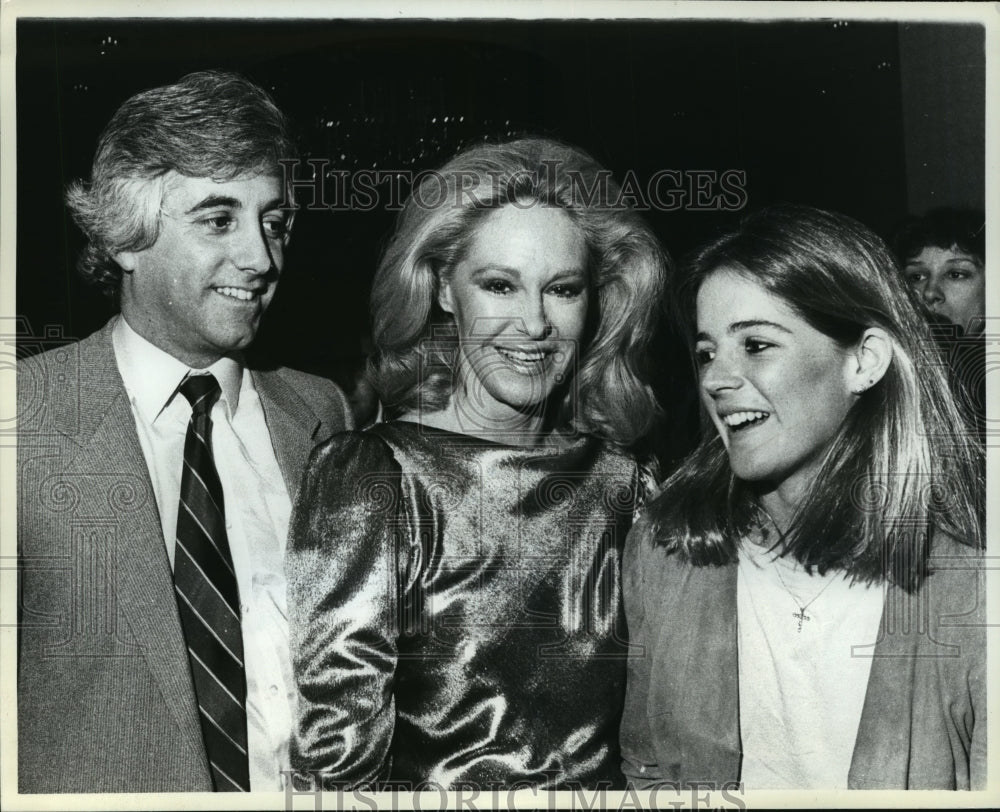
left=251, top=368, right=320, bottom=501
left=69, top=324, right=209, bottom=778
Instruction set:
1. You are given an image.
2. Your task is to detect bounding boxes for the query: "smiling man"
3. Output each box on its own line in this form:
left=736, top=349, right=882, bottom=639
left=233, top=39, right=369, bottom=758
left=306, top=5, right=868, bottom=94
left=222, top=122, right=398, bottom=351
left=17, top=71, right=352, bottom=793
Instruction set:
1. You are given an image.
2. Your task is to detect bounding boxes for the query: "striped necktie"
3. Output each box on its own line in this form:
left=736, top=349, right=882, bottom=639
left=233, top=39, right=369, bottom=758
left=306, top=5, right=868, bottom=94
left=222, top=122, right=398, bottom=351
left=173, top=374, right=250, bottom=792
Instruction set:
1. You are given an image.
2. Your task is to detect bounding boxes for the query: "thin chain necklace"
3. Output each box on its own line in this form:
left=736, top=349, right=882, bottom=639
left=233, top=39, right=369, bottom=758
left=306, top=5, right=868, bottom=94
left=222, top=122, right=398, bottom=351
left=754, top=504, right=838, bottom=633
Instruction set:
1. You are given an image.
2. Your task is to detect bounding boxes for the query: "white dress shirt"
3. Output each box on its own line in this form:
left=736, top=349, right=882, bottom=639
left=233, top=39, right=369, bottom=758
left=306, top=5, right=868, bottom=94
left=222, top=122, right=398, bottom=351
left=112, top=315, right=294, bottom=791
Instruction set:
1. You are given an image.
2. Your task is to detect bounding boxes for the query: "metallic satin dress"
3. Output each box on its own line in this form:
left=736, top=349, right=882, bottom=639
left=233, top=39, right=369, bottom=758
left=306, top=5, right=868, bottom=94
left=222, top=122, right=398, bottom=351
left=287, top=421, right=642, bottom=790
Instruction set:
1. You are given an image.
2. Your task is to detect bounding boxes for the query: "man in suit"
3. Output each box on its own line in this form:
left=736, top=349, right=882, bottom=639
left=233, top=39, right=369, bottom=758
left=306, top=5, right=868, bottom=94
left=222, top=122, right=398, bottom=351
left=17, top=70, right=353, bottom=793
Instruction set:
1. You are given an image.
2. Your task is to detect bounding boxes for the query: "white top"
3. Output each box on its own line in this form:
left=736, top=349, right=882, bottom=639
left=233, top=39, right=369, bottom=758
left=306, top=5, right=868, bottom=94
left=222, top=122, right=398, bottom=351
left=736, top=540, right=885, bottom=789
left=113, top=315, right=294, bottom=790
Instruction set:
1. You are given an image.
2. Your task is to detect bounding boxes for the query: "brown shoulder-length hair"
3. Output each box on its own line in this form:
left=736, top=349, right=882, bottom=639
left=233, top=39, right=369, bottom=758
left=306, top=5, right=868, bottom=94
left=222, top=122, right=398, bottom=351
left=640, top=204, right=983, bottom=592
left=368, top=137, right=669, bottom=448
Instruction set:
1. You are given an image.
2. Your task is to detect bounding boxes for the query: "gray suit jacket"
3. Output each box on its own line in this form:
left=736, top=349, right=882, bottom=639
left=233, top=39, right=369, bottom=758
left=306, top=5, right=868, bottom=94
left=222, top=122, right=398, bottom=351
left=17, top=319, right=353, bottom=793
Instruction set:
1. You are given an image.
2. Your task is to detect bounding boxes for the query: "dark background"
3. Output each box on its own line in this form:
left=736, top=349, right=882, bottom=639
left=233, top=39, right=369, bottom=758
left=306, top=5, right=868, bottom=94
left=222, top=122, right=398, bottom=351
left=15, top=18, right=985, bottom=460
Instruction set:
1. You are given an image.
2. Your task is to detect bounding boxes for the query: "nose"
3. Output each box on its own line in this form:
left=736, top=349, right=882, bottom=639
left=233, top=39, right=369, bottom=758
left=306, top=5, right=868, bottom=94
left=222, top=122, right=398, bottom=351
left=234, top=223, right=276, bottom=275
left=700, top=354, right=743, bottom=397
left=921, top=278, right=944, bottom=306
left=518, top=295, right=553, bottom=340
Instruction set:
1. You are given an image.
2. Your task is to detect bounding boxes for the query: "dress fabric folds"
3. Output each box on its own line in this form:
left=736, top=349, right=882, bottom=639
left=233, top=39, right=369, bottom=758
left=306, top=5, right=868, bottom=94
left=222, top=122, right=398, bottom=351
left=287, top=422, right=643, bottom=790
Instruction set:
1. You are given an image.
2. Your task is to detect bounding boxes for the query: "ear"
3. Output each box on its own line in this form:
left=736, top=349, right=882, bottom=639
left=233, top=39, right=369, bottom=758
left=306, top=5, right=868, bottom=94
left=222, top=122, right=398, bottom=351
left=437, top=274, right=454, bottom=315
left=115, top=251, right=138, bottom=273
left=846, top=327, right=893, bottom=395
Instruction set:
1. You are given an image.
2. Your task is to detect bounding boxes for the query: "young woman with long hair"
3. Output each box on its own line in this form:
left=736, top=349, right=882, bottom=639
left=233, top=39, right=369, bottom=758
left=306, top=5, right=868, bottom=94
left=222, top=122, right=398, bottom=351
left=621, top=204, right=985, bottom=790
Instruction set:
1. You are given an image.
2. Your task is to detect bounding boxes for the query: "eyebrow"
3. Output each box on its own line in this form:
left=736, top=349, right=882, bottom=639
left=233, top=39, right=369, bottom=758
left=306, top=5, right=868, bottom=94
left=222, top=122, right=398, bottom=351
left=696, top=319, right=793, bottom=341
left=183, top=195, right=286, bottom=215
left=470, top=265, right=586, bottom=279
left=184, top=195, right=241, bottom=215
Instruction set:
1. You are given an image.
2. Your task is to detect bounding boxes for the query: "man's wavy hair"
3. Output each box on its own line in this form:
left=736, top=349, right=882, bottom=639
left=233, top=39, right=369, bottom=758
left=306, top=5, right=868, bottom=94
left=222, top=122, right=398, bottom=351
left=65, top=70, right=297, bottom=298
left=639, top=204, right=983, bottom=593
left=369, top=137, right=669, bottom=448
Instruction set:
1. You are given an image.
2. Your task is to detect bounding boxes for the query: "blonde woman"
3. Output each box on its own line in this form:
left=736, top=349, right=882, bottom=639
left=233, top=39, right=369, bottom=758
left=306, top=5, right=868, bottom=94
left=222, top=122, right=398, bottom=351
left=289, top=138, right=667, bottom=790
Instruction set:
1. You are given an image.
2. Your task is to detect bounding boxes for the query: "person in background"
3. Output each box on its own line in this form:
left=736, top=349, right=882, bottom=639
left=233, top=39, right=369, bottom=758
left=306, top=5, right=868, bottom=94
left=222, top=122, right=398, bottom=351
left=894, top=208, right=987, bottom=442
left=17, top=70, right=353, bottom=793
left=621, top=204, right=984, bottom=790
left=287, top=137, right=667, bottom=790
left=895, top=208, right=986, bottom=336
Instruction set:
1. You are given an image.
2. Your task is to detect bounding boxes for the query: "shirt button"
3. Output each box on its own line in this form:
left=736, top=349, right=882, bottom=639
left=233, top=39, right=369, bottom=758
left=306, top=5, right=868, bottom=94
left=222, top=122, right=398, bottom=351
left=241, top=604, right=250, bottom=615
left=269, top=685, right=279, bottom=697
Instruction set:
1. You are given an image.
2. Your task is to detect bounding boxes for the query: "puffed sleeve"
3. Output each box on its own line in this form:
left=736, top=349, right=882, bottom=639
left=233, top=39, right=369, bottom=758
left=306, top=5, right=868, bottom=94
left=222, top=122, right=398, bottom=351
left=619, top=514, right=666, bottom=788
left=286, top=431, right=409, bottom=789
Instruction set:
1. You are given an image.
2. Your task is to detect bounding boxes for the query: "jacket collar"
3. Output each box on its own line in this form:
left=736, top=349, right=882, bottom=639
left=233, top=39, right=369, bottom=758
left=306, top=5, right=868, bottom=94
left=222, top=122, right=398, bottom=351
left=250, top=366, right=321, bottom=499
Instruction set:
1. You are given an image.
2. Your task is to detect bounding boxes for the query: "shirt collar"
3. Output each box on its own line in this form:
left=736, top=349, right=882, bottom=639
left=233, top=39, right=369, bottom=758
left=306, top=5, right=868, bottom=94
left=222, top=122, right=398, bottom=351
left=112, top=315, right=244, bottom=423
